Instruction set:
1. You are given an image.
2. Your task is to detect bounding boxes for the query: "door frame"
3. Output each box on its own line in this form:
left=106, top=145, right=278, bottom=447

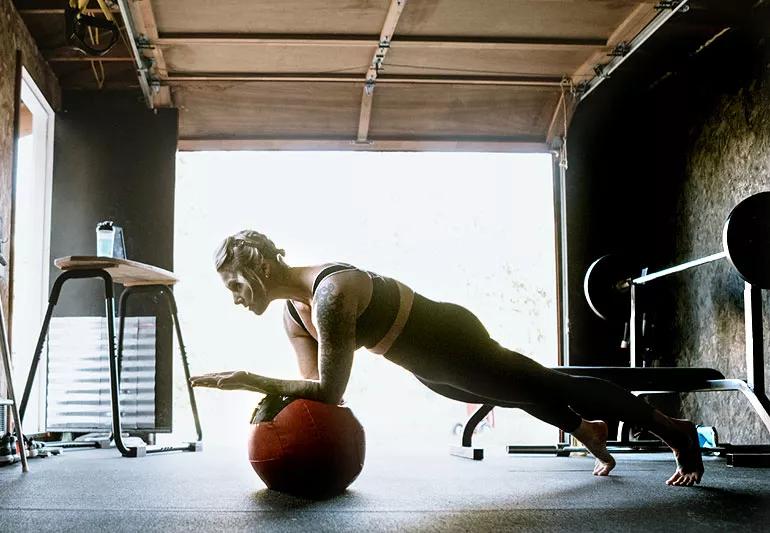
left=10, top=62, right=55, bottom=432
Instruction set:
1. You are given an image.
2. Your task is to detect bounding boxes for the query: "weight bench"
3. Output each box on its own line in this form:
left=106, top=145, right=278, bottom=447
left=452, top=365, right=770, bottom=463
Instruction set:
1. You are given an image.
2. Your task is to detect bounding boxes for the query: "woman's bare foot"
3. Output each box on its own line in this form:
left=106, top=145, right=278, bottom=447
left=661, top=418, right=704, bottom=486
left=572, top=419, right=616, bottom=476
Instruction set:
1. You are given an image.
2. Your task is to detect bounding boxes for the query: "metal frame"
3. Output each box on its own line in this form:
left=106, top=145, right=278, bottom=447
left=115, top=284, right=202, bottom=456
left=0, top=274, right=29, bottom=472
left=553, top=145, right=569, bottom=366
left=20, top=269, right=202, bottom=457
left=20, top=269, right=110, bottom=421
left=449, top=404, right=493, bottom=460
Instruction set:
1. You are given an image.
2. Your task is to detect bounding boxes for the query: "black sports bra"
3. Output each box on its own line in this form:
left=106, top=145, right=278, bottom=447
left=286, top=263, right=400, bottom=349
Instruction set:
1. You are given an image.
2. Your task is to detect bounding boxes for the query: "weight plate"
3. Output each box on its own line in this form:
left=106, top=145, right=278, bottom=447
left=723, top=191, right=770, bottom=289
left=584, top=254, right=641, bottom=321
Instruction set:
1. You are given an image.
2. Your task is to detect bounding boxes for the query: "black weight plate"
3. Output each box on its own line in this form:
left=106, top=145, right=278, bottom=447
left=584, top=254, right=641, bottom=321
left=723, top=191, right=770, bottom=289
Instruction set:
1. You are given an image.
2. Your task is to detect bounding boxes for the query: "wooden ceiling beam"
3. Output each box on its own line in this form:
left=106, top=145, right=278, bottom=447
left=381, top=74, right=562, bottom=87
left=17, top=8, right=121, bottom=15
left=163, top=73, right=563, bottom=87
left=357, top=0, right=407, bottom=142
left=177, top=138, right=551, bottom=153
left=45, top=56, right=135, bottom=63
left=153, top=33, right=606, bottom=51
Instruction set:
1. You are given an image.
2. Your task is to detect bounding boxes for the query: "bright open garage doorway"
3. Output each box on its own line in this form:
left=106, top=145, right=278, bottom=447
left=172, top=151, right=558, bottom=452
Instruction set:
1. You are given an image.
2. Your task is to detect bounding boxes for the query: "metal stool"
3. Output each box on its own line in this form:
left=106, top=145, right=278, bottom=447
left=19, top=257, right=202, bottom=457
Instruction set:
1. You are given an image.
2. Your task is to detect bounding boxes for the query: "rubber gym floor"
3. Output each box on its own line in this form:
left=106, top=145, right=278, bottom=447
left=0, top=443, right=768, bottom=532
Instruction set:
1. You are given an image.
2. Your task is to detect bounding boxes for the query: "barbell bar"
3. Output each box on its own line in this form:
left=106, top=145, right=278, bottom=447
left=585, top=191, right=770, bottom=322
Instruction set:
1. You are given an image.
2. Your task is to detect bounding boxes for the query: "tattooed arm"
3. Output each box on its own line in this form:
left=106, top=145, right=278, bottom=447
left=189, top=276, right=357, bottom=404
left=310, top=276, right=356, bottom=404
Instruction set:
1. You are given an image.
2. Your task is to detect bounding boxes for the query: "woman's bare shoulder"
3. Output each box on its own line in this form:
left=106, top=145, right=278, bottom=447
left=313, top=267, right=373, bottom=315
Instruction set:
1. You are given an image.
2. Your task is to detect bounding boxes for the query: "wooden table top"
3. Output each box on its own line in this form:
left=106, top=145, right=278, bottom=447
left=54, top=256, right=178, bottom=287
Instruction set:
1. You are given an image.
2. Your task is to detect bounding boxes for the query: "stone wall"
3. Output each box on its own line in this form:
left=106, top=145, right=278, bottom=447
left=675, top=76, right=770, bottom=444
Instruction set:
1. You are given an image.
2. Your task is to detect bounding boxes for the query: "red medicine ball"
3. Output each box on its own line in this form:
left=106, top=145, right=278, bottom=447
left=248, top=396, right=366, bottom=498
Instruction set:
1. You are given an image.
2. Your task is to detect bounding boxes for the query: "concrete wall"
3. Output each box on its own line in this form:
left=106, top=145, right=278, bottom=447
left=566, top=4, right=770, bottom=443
left=0, top=0, right=60, bottom=405
left=51, top=91, right=178, bottom=313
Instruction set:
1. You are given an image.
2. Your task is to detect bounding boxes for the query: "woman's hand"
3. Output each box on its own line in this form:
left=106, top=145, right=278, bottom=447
left=190, top=371, right=318, bottom=398
left=189, top=368, right=336, bottom=402
left=189, top=370, right=256, bottom=391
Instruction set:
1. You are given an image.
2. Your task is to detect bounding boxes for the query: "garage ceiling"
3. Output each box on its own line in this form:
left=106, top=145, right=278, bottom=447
left=14, top=0, right=744, bottom=151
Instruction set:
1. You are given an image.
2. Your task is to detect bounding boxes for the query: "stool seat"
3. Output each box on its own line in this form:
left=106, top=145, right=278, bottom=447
left=55, top=256, right=177, bottom=287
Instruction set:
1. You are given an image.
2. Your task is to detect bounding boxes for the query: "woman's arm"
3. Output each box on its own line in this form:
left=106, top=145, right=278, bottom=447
left=311, top=275, right=357, bottom=404
left=283, top=304, right=319, bottom=380
left=190, top=276, right=357, bottom=404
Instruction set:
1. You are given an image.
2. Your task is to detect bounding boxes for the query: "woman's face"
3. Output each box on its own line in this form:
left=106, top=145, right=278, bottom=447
left=220, top=267, right=268, bottom=315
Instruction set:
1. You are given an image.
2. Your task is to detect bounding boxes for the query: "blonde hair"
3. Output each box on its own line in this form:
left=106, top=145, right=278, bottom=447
left=213, top=230, right=286, bottom=279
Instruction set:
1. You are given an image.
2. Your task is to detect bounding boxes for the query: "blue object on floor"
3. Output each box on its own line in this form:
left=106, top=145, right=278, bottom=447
left=697, top=425, right=719, bottom=448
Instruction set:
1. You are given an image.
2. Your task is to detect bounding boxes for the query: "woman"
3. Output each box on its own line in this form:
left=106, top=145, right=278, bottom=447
left=190, top=230, right=703, bottom=486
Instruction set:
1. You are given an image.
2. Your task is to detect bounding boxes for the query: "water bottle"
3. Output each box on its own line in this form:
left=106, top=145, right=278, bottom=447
left=96, top=221, right=115, bottom=257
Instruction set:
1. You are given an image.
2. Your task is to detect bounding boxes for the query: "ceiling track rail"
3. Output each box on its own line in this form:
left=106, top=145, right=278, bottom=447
left=115, top=0, right=154, bottom=108
left=579, top=0, right=690, bottom=101
left=357, top=0, right=407, bottom=143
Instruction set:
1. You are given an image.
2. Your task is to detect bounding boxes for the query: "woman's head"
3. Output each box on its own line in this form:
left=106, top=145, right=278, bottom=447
left=214, top=230, right=286, bottom=314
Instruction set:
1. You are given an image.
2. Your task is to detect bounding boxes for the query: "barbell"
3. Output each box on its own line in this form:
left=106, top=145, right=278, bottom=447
left=584, top=191, right=770, bottom=322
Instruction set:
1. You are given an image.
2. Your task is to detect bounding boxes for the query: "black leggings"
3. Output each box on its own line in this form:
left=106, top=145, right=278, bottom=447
left=384, top=293, right=656, bottom=433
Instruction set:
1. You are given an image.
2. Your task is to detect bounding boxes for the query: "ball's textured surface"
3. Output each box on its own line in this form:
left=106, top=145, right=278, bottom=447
left=248, top=398, right=366, bottom=497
